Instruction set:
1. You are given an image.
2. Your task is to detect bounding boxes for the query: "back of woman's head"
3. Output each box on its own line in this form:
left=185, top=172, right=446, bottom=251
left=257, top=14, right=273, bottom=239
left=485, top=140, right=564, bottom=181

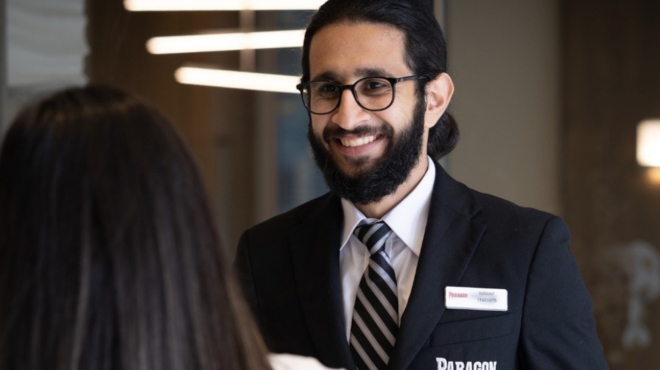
left=0, top=85, right=269, bottom=370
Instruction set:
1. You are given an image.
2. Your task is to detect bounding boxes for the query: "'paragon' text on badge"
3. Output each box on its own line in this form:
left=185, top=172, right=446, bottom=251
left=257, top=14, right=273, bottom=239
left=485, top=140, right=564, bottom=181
left=436, top=357, right=497, bottom=370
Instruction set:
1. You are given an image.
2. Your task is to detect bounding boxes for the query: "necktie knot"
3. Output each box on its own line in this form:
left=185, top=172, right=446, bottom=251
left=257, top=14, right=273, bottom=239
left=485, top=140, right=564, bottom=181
left=354, top=221, right=392, bottom=256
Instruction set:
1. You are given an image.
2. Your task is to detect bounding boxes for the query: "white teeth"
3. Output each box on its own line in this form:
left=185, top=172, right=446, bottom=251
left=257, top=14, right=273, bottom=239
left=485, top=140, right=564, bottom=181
left=340, top=135, right=376, bottom=147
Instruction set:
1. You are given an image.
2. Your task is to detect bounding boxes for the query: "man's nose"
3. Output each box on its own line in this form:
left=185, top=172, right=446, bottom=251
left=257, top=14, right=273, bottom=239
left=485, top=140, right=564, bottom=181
left=331, top=88, right=370, bottom=129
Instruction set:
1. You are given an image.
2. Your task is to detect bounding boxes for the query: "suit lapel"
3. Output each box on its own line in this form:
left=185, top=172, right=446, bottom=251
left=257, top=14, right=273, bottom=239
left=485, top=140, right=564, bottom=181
left=389, top=162, right=486, bottom=370
left=288, top=194, right=356, bottom=370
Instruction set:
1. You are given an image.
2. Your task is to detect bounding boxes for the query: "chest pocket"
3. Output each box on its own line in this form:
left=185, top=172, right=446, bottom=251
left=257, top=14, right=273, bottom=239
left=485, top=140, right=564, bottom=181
left=431, top=313, right=514, bottom=346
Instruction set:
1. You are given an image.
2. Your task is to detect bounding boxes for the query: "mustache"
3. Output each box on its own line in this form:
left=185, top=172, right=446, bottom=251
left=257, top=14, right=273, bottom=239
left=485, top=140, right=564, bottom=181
left=322, top=124, right=392, bottom=144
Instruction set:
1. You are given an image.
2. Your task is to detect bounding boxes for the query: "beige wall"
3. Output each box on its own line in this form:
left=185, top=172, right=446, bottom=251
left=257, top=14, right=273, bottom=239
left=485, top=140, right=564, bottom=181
left=445, top=0, right=560, bottom=215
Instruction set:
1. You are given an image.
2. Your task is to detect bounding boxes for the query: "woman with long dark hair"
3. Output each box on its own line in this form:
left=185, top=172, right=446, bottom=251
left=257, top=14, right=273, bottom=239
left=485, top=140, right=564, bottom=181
left=0, top=85, right=334, bottom=370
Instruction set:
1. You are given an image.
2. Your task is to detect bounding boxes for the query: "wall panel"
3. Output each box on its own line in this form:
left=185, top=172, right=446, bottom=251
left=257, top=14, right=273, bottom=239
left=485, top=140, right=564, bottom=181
left=563, top=0, right=660, bottom=368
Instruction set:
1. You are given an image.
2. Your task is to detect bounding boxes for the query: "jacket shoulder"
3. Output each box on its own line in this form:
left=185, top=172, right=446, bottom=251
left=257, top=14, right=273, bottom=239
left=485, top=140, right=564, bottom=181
left=469, top=188, right=566, bottom=234
left=432, top=162, right=561, bottom=230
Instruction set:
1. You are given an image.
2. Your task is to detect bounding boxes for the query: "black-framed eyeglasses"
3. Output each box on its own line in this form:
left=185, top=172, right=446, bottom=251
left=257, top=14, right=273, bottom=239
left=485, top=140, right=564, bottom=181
left=296, top=75, right=428, bottom=115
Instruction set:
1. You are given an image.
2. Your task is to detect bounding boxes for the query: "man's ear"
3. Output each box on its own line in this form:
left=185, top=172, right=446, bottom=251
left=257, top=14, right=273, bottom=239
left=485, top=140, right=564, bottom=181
left=424, top=73, right=454, bottom=129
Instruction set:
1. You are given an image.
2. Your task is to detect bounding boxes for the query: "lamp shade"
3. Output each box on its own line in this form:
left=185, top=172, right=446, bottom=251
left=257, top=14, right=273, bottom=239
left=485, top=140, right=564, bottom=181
left=637, top=119, right=660, bottom=167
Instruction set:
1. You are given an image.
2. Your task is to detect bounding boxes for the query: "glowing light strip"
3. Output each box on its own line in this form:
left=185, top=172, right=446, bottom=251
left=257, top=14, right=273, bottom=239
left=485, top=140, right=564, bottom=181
left=124, top=0, right=325, bottom=11
left=637, top=119, right=660, bottom=167
left=147, top=30, right=304, bottom=54
left=175, top=67, right=299, bottom=94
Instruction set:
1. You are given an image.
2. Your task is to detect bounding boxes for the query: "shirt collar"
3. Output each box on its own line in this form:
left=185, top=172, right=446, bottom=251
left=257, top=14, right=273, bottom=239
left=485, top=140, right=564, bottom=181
left=340, top=157, right=436, bottom=256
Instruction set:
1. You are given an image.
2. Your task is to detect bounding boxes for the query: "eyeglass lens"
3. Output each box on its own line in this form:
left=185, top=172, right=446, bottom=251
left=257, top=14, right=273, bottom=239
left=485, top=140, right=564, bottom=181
left=303, top=77, right=394, bottom=114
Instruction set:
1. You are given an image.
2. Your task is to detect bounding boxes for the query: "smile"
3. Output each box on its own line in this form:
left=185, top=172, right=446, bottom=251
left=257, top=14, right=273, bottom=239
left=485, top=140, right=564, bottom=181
left=339, top=135, right=377, bottom=147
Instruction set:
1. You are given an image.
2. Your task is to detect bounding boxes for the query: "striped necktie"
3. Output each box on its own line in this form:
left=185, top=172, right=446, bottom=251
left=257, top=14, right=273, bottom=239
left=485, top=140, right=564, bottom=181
left=349, top=221, right=398, bottom=370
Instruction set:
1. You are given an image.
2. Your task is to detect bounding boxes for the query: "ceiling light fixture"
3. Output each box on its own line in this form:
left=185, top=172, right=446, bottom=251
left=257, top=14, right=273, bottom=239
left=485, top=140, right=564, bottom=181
left=147, top=30, right=304, bottom=54
left=124, top=0, right=325, bottom=11
left=175, top=67, right=299, bottom=94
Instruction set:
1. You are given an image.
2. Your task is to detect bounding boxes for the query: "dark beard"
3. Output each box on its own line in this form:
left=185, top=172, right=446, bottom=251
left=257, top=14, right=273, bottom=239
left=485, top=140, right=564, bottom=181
left=308, top=98, right=426, bottom=205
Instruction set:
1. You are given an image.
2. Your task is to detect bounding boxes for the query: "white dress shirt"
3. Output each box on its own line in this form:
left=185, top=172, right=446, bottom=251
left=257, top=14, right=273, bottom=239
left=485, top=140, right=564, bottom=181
left=339, top=158, right=436, bottom=340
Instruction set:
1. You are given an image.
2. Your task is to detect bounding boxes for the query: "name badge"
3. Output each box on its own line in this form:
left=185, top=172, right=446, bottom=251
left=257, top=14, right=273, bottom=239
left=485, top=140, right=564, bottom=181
left=445, top=286, right=508, bottom=311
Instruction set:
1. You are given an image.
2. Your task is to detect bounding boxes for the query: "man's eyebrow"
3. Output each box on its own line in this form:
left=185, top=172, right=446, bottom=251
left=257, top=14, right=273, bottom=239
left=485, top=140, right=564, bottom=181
left=310, top=68, right=392, bottom=82
left=355, top=67, right=390, bottom=78
left=311, top=71, right=339, bottom=81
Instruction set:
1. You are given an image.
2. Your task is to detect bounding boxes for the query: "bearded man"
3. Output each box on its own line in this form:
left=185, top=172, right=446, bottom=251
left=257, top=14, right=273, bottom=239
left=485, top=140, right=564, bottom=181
left=235, top=1, right=609, bottom=369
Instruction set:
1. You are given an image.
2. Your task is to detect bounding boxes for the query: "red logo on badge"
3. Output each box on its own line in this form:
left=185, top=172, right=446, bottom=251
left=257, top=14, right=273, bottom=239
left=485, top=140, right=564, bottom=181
left=448, top=292, right=468, bottom=298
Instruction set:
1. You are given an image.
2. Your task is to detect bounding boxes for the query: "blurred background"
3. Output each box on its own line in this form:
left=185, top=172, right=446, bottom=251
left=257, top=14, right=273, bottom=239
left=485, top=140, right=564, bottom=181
left=1, top=0, right=659, bottom=368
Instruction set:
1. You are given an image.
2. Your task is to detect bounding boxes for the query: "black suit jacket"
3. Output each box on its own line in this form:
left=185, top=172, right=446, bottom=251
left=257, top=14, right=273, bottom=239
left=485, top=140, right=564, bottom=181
left=235, top=161, right=608, bottom=370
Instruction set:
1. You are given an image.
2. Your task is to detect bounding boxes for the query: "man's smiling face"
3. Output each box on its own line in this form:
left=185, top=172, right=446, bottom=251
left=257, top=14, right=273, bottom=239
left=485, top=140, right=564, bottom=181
left=307, top=22, right=430, bottom=205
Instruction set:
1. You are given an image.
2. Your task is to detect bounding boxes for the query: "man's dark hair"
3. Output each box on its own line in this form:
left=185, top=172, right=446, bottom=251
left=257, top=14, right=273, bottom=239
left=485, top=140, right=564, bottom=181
left=301, top=0, right=459, bottom=159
